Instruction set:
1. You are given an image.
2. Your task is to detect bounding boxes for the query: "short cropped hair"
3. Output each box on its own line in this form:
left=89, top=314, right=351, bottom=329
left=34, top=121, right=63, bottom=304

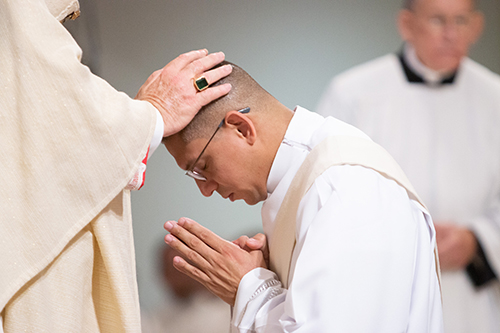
left=177, top=61, right=275, bottom=144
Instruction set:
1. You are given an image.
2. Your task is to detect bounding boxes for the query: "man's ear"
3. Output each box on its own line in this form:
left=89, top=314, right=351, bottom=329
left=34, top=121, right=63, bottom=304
left=224, top=110, right=257, bottom=145
left=397, top=9, right=414, bottom=42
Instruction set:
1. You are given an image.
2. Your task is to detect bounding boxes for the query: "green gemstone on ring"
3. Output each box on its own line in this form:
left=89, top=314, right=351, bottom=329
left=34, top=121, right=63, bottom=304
left=195, top=77, right=209, bottom=91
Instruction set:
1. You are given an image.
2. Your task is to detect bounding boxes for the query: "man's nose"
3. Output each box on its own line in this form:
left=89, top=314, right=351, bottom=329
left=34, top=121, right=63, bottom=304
left=196, top=179, right=217, bottom=197
left=443, top=19, right=460, bottom=42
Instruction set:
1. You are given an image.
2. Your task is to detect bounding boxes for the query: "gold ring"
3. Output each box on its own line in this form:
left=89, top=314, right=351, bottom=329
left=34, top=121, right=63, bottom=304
left=194, top=76, right=209, bottom=92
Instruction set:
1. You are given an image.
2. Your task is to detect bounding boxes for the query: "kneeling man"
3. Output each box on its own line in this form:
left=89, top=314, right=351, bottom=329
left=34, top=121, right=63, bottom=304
left=162, top=62, right=443, bottom=332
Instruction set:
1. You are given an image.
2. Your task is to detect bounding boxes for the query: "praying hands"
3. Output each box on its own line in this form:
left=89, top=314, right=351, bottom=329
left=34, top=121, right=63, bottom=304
left=164, top=218, right=268, bottom=306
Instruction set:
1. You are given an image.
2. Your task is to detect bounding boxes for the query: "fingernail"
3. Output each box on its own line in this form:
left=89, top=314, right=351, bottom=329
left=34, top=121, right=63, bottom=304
left=165, top=234, right=173, bottom=243
left=165, top=221, right=173, bottom=231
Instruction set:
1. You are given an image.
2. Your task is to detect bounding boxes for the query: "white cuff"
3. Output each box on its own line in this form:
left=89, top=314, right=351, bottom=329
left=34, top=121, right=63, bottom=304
left=232, top=268, right=281, bottom=331
left=148, top=110, right=164, bottom=160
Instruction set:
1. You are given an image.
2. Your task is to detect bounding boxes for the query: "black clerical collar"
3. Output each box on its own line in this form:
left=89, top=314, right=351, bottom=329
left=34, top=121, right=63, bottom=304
left=397, top=52, right=457, bottom=85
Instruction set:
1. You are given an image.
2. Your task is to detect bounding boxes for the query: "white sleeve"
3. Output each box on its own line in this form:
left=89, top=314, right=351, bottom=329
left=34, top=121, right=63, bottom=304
left=0, top=315, right=4, bottom=333
left=231, top=166, right=442, bottom=332
left=125, top=110, right=163, bottom=191
left=148, top=109, right=164, bottom=158
left=231, top=268, right=284, bottom=333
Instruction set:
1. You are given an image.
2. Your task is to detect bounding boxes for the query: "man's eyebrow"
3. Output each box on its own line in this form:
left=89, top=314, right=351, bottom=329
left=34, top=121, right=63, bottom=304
left=183, top=161, right=192, bottom=171
left=184, top=156, right=198, bottom=172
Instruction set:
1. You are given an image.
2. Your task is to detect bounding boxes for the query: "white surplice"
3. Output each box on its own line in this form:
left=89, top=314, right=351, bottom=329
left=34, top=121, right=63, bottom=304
left=316, top=49, right=500, bottom=333
left=231, top=107, right=443, bottom=332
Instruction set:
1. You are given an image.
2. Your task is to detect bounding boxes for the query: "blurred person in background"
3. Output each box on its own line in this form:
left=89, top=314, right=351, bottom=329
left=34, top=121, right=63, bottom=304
left=317, top=0, right=500, bottom=332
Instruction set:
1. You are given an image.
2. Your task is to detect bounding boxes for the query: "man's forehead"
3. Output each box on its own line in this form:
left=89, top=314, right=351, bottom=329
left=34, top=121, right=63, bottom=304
left=164, top=135, right=193, bottom=169
left=414, top=0, right=475, bottom=12
left=165, top=135, right=207, bottom=170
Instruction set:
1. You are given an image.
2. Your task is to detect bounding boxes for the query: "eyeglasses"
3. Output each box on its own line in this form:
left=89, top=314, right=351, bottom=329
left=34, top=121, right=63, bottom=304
left=186, top=107, right=251, bottom=181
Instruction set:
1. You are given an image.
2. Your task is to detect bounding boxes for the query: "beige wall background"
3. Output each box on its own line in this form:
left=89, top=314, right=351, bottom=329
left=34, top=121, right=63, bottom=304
left=67, top=0, right=500, bottom=312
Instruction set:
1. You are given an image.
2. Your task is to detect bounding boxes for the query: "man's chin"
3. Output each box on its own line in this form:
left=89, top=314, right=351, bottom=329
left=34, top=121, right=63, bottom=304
left=435, top=54, right=463, bottom=72
left=243, top=196, right=265, bottom=206
left=224, top=192, right=264, bottom=205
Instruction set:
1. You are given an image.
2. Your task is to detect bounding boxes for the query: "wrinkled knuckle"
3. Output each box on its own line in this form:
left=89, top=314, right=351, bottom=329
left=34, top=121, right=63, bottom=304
left=186, top=250, right=198, bottom=262
left=189, top=237, right=201, bottom=248
left=192, top=269, right=207, bottom=282
left=191, top=59, right=204, bottom=73
left=199, top=230, right=210, bottom=242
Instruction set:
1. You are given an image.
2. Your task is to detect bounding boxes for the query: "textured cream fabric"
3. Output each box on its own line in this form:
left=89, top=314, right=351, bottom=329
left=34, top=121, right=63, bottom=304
left=269, top=135, right=439, bottom=288
left=0, top=0, right=156, bottom=330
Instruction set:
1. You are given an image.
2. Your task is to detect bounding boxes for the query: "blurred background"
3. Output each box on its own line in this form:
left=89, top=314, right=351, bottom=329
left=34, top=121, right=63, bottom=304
left=66, top=0, right=500, bottom=316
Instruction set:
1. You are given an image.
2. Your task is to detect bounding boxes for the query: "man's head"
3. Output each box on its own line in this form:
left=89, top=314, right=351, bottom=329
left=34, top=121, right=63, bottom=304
left=164, top=62, right=293, bottom=205
left=398, top=0, right=484, bottom=73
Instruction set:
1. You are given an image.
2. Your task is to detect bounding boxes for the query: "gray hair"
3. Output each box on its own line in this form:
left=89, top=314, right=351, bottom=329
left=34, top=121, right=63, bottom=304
left=403, top=0, right=478, bottom=10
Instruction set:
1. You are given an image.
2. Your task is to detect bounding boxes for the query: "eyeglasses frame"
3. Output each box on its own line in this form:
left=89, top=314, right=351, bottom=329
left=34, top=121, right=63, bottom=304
left=185, top=107, right=251, bottom=181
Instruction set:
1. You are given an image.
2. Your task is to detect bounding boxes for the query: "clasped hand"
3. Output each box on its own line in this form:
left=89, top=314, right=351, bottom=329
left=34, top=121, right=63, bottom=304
left=435, top=222, right=478, bottom=271
left=164, top=218, right=267, bottom=306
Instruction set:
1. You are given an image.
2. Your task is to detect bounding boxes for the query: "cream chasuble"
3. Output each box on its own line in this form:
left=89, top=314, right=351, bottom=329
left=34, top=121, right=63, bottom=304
left=269, top=135, right=441, bottom=289
left=0, top=0, right=156, bottom=331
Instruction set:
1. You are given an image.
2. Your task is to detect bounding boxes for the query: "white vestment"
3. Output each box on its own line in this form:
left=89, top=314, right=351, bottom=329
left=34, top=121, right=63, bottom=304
left=0, top=0, right=159, bottom=331
left=317, top=51, right=500, bottom=333
left=231, top=107, right=443, bottom=332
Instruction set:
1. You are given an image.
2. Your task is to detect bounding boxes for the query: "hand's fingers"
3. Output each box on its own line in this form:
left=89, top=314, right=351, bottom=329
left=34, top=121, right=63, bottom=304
left=196, top=64, right=232, bottom=88
left=164, top=231, right=214, bottom=274
left=188, top=51, right=226, bottom=76
left=248, top=233, right=269, bottom=265
left=232, top=235, right=250, bottom=249
left=171, top=254, right=212, bottom=285
left=196, top=83, right=232, bottom=107
left=166, top=49, right=209, bottom=72
left=165, top=219, right=226, bottom=269
left=177, top=217, right=228, bottom=253
left=246, top=233, right=266, bottom=250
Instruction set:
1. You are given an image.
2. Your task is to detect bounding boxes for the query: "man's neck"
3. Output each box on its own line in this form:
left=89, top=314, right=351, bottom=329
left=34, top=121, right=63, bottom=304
left=261, top=105, right=295, bottom=195
left=403, top=44, right=458, bottom=86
